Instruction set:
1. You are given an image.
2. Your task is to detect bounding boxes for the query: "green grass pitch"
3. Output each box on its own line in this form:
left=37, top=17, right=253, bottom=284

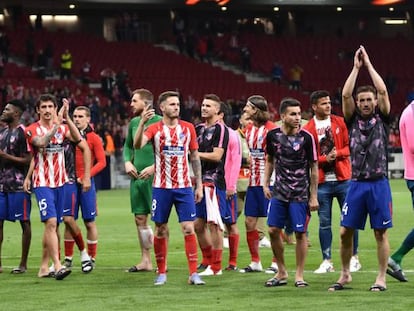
left=1, top=179, right=414, bottom=310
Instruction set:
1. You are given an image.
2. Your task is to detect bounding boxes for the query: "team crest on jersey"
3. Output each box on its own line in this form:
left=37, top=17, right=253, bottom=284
left=179, top=132, right=186, bottom=140
left=26, top=130, right=32, bottom=137
left=258, top=135, right=264, bottom=142
left=292, top=142, right=300, bottom=151
left=55, top=132, right=63, bottom=141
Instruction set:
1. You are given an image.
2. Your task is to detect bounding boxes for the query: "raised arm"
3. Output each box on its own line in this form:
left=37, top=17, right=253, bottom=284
left=342, top=46, right=364, bottom=120
left=360, top=46, right=390, bottom=116
left=133, top=106, right=153, bottom=149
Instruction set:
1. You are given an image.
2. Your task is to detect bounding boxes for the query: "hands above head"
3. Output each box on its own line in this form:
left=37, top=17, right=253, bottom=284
left=354, top=45, right=372, bottom=69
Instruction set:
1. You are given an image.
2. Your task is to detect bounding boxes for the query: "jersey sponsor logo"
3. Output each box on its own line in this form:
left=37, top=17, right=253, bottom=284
left=45, top=145, right=64, bottom=153
left=162, top=146, right=184, bottom=156
left=250, top=148, right=265, bottom=158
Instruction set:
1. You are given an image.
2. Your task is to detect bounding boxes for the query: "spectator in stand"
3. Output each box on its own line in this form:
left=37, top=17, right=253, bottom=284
left=25, top=36, right=35, bottom=68
left=36, top=49, right=47, bottom=79
left=240, top=45, right=251, bottom=73
left=100, top=68, right=116, bottom=99
left=60, top=49, right=72, bottom=80
left=81, top=60, right=92, bottom=85
left=44, top=42, right=54, bottom=77
left=289, top=64, right=304, bottom=91
left=271, top=62, right=283, bottom=85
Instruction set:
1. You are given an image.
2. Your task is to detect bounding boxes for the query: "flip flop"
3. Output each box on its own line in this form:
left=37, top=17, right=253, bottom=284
left=55, top=267, right=72, bottom=280
left=369, top=284, right=387, bottom=292
left=127, top=266, right=152, bottom=273
left=264, top=277, right=288, bottom=287
left=328, top=282, right=349, bottom=291
left=11, top=267, right=27, bottom=274
left=295, top=280, right=309, bottom=288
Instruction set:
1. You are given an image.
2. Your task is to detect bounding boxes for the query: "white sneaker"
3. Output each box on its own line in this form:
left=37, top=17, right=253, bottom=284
left=264, top=262, right=279, bottom=274
left=350, top=256, right=362, bottom=272
left=199, top=265, right=223, bottom=276
left=314, top=260, right=335, bottom=274
left=259, top=237, right=271, bottom=248
left=239, top=261, right=263, bottom=273
left=223, top=237, right=229, bottom=249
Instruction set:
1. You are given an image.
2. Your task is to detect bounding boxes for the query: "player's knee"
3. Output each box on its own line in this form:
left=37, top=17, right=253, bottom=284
left=140, top=227, right=154, bottom=249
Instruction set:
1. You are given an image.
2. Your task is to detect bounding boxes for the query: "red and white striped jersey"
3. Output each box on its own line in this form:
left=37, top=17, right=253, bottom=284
left=245, top=120, right=277, bottom=186
left=25, top=122, right=69, bottom=188
left=145, top=120, right=198, bottom=189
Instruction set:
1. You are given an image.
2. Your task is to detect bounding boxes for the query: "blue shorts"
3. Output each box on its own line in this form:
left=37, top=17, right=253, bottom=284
left=195, top=186, right=226, bottom=221
left=63, top=182, right=77, bottom=217
left=63, top=180, right=97, bottom=221
left=267, top=198, right=310, bottom=233
left=341, top=177, right=393, bottom=230
left=151, top=187, right=196, bottom=224
left=244, top=186, right=271, bottom=217
left=0, top=192, right=31, bottom=221
left=222, top=193, right=238, bottom=224
left=33, top=186, right=65, bottom=223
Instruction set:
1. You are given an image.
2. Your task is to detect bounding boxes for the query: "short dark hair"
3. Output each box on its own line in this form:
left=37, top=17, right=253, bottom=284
left=36, top=93, right=57, bottom=109
left=279, top=97, right=301, bottom=115
left=310, top=90, right=330, bottom=106
left=74, top=106, right=91, bottom=117
left=158, top=91, right=179, bottom=106
left=132, top=88, right=154, bottom=106
left=219, top=101, right=232, bottom=126
left=356, top=85, right=377, bottom=98
left=204, top=93, right=221, bottom=104
left=7, top=99, right=25, bottom=113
